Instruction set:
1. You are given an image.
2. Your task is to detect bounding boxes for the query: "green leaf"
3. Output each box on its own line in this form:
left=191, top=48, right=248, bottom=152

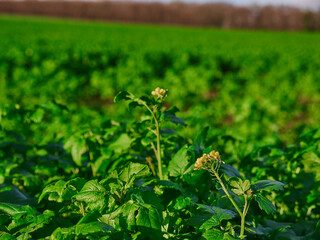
left=315, top=219, right=320, bottom=231
left=75, top=222, right=113, bottom=236
left=74, top=180, right=107, bottom=211
left=199, top=205, right=236, bottom=229
left=187, top=215, right=210, bottom=227
left=38, top=180, right=65, bottom=203
left=202, top=228, right=224, bottom=240
left=114, top=91, right=131, bottom=103
left=120, top=200, right=139, bottom=230
left=67, top=177, right=87, bottom=192
left=50, top=227, right=75, bottom=240
left=136, top=203, right=161, bottom=230
left=192, top=126, right=209, bottom=154
left=138, top=96, right=154, bottom=106
left=78, top=210, right=101, bottom=224
left=12, top=210, right=55, bottom=234
left=229, top=178, right=251, bottom=196
left=253, top=180, right=285, bottom=191
left=221, top=164, right=241, bottom=178
left=38, top=178, right=86, bottom=203
left=0, top=213, right=11, bottom=225
left=162, top=106, right=186, bottom=126
left=254, top=193, right=276, bottom=214
left=302, top=152, right=320, bottom=175
left=108, top=133, right=132, bottom=154
left=16, top=233, right=31, bottom=240
left=42, top=100, right=69, bottom=112
left=0, top=233, right=16, bottom=240
left=173, top=196, right=194, bottom=210
left=29, top=108, right=45, bottom=123
left=64, top=136, right=86, bottom=166
left=168, top=145, right=189, bottom=177
left=119, top=162, right=150, bottom=186
left=0, top=203, right=27, bottom=216
left=0, top=186, right=33, bottom=205
left=128, top=101, right=141, bottom=111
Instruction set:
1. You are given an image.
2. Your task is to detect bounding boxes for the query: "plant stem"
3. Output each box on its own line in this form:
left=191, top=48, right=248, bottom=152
left=146, top=156, right=157, bottom=176
left=212, top=170, right=248, bottom=238
left=143, top=103, right=163, bottom=180
left=155, top=117, right=163, bottom=180
left=240, top=195, right=248, bottom=238
left=212, top=171, right=243, bottom=218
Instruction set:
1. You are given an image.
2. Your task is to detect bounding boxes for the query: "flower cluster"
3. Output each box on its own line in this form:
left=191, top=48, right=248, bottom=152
left=152, top=87, right=168, bottom=100
left=194, top=150, right=224, bottom=171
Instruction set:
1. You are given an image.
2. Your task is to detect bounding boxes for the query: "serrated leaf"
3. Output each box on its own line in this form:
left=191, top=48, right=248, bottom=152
left=67, top=177, right=87, bottom=192
left=38, top=178, right=86, bottom=203
left=136, top=203, right=161, bottom=230
left=38, top=180, right=65, bottom=203
left=128, top=101, right=141, bottom=111
left=114, top=91, right=131, bottom=102
left=221, top=164, right=241, bottom=178
left=229, top=178, right=251, bottom=196
left=120, top=200, right=139, bottom=230
left=13, top=210, right=54, bottom=234
left=138, top=96, right=155, bottom=106
left=74, top=180, right=107, bottom=211
left=168, top=145, right=189, bottom=177
left=119, top=162, right=150, bottom=186
left=253, top=180, right=285, bottom=191
left=202, top=228, right=224, bottom=240
left=162, top=106, right=186, bottom=126
left=199, top=205, right=236, bottom=229
left=3, top=205, right=53, bottom=236
left=254, top=194, right=276, bottom=214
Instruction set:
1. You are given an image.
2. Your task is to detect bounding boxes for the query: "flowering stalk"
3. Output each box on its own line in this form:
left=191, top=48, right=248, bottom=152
left=146, top=87, right=167, bottom=180
left=195, top=151, right=251, bottom=239
left=114, top=88, right=168, bottom=180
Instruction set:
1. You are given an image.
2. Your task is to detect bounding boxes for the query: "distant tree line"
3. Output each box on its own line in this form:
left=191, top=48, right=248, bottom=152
left=0, top=0, right=319, bottom=31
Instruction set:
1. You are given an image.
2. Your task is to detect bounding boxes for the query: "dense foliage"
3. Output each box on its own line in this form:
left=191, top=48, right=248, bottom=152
left=0, top=16, right=320, bottom=239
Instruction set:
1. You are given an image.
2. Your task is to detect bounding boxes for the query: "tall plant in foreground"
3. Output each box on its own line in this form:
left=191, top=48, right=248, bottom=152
left=195, top=150, right=285, bottom=239
left=114, top=88, right=186, bottom=180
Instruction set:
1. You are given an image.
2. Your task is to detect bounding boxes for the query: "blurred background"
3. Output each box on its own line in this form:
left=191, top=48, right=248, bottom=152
left=0, top=0, right=320, bottom=148
left=0, top=0, right=319, bottom=30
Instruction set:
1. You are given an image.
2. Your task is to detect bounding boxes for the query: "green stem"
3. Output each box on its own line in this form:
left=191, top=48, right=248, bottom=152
left=213, top=170, right=249, bottom=238
left=213, top=171, right=243, bottom=218
left=155, top=117, right=163, bottom=180
left=143, top=103, right=163, bottom=180
left=240, top=195, right=248, bottom=238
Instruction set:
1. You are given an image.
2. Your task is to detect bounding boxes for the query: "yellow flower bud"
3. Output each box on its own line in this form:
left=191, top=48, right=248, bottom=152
left=151, top=87, right=168, bottom=99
